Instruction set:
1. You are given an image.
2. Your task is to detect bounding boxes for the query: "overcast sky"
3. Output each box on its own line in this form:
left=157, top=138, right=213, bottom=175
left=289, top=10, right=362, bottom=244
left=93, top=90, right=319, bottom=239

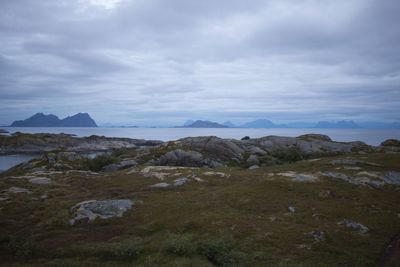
left=1, top=0, right=399, bottom=126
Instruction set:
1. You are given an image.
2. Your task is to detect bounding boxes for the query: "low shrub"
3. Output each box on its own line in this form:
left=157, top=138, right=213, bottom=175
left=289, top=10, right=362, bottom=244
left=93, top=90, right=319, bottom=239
left=111, top=239, right=144, bottom=260
left=164, top=233, right=196, bottom=256
left=81, top=154, right=118, bottom=171
left=198, top=237, right=243, bottom=267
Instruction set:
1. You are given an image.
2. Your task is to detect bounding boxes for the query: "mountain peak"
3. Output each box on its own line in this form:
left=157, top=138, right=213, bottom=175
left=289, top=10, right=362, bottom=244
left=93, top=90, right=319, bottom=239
left=10, top=113, right=97, bottom=127
left=183, top=120, right=227, bottom=128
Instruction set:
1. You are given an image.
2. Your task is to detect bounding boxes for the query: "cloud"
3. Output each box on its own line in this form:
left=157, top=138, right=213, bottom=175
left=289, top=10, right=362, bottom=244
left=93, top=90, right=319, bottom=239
left=0, top=0, right=399, bottom=125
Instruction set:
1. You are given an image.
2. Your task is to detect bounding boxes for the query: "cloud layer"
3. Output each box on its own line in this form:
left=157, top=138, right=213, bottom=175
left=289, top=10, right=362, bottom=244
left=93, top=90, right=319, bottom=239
left=1, top=0, right=399, bottom=125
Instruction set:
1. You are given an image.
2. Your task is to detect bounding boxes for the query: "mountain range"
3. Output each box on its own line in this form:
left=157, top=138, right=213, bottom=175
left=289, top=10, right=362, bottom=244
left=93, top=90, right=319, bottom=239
left=179, top=119, right=400, bottom=129
left=10, top=113, right=98, bottom=127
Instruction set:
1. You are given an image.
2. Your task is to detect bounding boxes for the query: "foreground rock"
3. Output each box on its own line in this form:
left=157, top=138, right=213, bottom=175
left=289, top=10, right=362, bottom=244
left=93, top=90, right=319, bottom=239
left=69, top=199, right=133, bottom=225
left=338, top=219, right=369, bottom=234
left=278, top=171, right=318, bottom=182
left=381, top=171, right=400, bottom=185
left=320, top=171, right=384, bottom=188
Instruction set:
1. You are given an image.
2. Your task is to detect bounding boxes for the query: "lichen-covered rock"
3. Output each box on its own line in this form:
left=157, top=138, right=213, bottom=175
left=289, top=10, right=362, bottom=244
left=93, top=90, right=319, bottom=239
left=381, top=171, right=400, bottom=185
left=338, top=219, right=369, bottom=234
left=277, top=171, right=317, bottom=182
left=248, top=165, right=260, bottom=170
left=320, top=171, right=383, bottom=187
left=309, top=230, right=326, bottom=242
left=158, top=149, right=208, bottom=167
left=173, top=177, right=189, bottom=187
left=69, top=199, right=133, bottom=225
left=5, top=187, right=31, bottom=194
left=178, top=136, right=245, bottom=163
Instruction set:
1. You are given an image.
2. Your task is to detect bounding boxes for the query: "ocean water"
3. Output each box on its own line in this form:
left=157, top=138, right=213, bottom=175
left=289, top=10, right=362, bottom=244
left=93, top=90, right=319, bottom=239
left=0, top=154, right=38, bottom=172
left=2, top=127, right=400, bottom=146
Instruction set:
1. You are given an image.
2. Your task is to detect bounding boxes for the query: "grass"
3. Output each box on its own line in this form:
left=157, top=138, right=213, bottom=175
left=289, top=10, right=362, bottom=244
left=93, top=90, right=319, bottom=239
left=0, top=151, right=399, bottom=266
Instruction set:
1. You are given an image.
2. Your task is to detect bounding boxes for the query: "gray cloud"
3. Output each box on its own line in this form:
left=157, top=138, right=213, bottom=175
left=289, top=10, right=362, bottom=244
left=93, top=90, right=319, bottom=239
left=0, top=0, right=399, bottom=126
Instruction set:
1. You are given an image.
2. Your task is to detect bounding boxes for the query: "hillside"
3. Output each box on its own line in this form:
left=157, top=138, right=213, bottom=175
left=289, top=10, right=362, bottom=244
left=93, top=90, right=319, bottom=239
left=0, top=133, right=399, bottom=266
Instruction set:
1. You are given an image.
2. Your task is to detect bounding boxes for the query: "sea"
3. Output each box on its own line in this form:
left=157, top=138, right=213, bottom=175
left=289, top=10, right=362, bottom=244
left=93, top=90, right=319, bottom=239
left=1, top=127, right=400, bottom=171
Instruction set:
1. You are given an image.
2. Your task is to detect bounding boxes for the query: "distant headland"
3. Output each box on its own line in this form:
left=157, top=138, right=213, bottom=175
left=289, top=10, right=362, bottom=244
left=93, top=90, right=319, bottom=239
left=10, top=113, right=97, bottom=127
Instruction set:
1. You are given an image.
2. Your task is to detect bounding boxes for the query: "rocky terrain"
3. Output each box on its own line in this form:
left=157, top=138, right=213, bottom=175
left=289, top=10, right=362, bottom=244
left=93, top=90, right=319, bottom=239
left=0, top=133, right=399, bottom=266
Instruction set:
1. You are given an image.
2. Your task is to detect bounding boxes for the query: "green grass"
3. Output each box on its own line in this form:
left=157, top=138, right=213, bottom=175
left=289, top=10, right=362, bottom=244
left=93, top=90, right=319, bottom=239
left=0, top=152, right=399, bottom=266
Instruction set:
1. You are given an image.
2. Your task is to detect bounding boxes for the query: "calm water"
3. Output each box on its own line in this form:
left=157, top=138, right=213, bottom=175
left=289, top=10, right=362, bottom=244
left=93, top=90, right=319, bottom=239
left=0, top=154, right=38, bottom=172
left=2, top=127, right=400, bottom=146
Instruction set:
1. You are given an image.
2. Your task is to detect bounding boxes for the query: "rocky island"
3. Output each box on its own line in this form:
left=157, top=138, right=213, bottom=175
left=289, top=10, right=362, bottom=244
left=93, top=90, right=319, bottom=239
left=10, top=113, right=98, bottom=127
left=0, top=133, right=399, bottom=266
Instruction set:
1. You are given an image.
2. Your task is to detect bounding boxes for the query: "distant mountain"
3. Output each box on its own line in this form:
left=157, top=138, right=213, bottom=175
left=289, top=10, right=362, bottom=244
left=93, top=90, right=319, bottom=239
left=61, top=113, right=97, bottom=127
left=222, top=121, right=236, bottom=128
left=10, top=113, right=98, bottom=127
left=240, top=119, right=287, bottom=128
left=183, top=120, right=195, bottom=126
left=182, top=120, right=227, bottom=128
left=358, top=121, right=400, bottom=129
left=315, top=120, right=360, bottom=129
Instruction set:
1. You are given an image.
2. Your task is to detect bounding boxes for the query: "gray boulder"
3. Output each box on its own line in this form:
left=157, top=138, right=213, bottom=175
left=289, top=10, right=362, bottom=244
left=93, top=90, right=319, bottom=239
left=158, top=149, right=206, bottom=167
left=103, top=159, right=137, bottom=172
left=246, top=155, right=259, bottom=166
left=381, top=171, right=400, bottom=185
left=178, top=136, right=245, bottom=163
left=173, top=177, right=189, bottom=187
left=248, top=165, right=260, bottom=170
left=69, top=199, right=133, bottom=225
left=338, top=219, right=369, bottom=234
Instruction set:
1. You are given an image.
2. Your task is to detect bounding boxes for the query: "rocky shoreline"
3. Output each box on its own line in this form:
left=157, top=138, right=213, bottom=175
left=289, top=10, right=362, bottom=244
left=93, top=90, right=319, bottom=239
left=1, top=132, right=400, bottom=266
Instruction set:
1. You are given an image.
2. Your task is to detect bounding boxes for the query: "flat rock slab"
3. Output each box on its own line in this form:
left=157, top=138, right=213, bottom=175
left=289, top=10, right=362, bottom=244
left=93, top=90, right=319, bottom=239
left=70, top=199, right=133, bottom=225
left=29, top=177, right=52, bottom=185
left=203, top=171, right=230, bottom=178
left=6, top=187, right=32, bottom=194
left=277, top=171, right=318, bottom=182
left=149, top=182, right=171, bottom=188
left=338, top=219, right=369, bottom=234
left=173, top=177, right=189, bottom=186
left=320, top=171, right=384, bottom=188
left=382, top=171, right=400, bottom=185
left=330, top=158, right=382, bottom=167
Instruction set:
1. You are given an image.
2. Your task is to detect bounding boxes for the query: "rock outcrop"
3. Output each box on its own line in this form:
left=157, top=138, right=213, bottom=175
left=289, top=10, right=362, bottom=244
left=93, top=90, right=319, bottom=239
left=0, top=133, right=163, bottom=154
left=69, top=199, right=133, bottom=225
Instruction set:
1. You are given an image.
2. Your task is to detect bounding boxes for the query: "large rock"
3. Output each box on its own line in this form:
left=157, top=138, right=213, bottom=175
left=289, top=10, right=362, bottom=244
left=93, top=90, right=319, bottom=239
left=243, top=135, right=369, bottom=156
left=178, top=136, right=245, bottom=163
left=157, top=149, right=220, bottom=167
left=381, top=139, right=400, bottom=147
left=69, top=199, right=133, bottom=225
left=382, top=171, right=400, bottom=185
left=103, top=159, right=137, bottom=172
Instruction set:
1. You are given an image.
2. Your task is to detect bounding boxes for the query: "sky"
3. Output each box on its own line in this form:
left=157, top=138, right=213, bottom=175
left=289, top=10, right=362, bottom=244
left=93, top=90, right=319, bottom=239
left=1, top=0, right=400, bottom=126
